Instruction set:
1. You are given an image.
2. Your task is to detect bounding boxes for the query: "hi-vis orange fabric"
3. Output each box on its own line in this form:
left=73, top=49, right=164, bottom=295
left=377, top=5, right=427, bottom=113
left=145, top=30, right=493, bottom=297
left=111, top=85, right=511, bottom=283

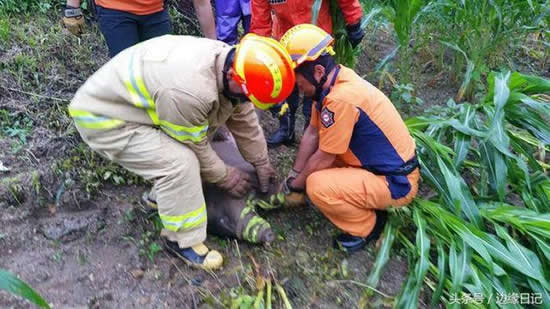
left=307, top=66, right=419, bottom=237
left=250, top=0, right=363, bottom=40
left=95, top=0, right=164, bottom=15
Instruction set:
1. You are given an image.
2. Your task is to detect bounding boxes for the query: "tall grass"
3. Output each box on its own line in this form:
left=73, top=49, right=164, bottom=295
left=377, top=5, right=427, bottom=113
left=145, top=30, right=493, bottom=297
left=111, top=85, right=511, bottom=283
left=363, top=71, right=550, bottom=308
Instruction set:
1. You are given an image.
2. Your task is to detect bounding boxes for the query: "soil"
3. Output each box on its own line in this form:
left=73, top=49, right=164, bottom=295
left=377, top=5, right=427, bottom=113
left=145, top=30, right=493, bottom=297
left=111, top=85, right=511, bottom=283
left=1, top=10, right=546, bottom=309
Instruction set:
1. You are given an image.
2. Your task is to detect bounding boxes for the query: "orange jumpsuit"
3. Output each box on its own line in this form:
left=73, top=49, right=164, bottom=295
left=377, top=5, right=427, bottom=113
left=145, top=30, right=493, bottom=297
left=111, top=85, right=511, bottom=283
left=250, top=0, right=363, bottom=39
left=306, top=66, right=420, bottom=238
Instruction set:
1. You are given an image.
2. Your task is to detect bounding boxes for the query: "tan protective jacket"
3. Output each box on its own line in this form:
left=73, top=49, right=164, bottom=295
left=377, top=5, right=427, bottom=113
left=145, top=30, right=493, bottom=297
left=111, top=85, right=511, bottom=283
left=69, top=35, right=268, bottom=183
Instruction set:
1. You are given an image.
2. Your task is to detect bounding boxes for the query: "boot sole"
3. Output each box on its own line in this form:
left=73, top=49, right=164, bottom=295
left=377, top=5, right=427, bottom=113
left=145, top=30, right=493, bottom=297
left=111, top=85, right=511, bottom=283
left=163, top=239, right=221, bottom=271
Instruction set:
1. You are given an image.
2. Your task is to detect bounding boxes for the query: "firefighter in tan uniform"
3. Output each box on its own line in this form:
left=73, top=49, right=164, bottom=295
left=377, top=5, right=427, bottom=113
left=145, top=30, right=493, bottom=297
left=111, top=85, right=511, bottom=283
left=68, top=34, right=296, bottom=270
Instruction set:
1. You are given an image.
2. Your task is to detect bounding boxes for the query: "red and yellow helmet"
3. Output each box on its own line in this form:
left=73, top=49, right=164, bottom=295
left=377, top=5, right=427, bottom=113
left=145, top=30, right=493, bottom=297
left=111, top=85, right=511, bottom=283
left=280, top=24, right=335, bottom=68
left=233, top=34, right=296, bottom=110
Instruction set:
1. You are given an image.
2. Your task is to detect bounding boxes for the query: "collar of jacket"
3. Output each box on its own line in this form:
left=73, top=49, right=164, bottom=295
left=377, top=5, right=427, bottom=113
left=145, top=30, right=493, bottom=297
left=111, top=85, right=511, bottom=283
left=216, top=47, right=234, bottom=101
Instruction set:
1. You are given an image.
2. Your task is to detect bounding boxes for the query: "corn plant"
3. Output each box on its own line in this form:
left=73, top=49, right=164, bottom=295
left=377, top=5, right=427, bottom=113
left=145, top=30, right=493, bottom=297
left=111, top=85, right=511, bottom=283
left=0, top=269, right=50, bottom=308
left=376, top=0, right=428, bottom=83
left=429, top=0, right=549, bottom=101
left=362, top=71, right=550, bottom=308
left=312, top=0, right=384, bottom=68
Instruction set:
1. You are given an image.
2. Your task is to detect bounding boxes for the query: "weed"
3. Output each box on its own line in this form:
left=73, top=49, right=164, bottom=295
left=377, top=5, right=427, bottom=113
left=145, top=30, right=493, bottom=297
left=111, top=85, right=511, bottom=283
left=77, top=249, right=88, bottom=265
left=390, top=83, right=424, bottom=112
left=53, top=250, right=63, bottom=262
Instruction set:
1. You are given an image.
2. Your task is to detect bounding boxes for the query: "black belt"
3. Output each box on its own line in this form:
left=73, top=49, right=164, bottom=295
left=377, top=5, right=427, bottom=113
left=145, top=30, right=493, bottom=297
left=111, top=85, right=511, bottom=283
left=366, top=155, right=419, bottom=177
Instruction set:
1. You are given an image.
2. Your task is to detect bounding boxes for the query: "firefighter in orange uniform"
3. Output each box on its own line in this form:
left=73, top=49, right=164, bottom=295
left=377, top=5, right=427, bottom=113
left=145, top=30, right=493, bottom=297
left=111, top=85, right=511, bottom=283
left=279, top=25, right=420, bottom=252
left=250, top=0, right=364, bottom=147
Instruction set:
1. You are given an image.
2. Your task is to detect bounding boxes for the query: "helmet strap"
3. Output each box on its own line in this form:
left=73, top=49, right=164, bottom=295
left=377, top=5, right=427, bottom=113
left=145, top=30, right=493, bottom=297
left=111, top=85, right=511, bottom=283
left=222, top=48, right=249, bottom=105
left=296, top=54, right=336, bottom=101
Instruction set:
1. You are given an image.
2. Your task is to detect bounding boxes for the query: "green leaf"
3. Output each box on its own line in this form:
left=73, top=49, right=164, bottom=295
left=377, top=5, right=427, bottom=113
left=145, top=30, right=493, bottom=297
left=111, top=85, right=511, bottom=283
left=430, top=240, right=447, bottom=307
left=365, top=219, right=396, bottom=288
left=360, top=7, right=383, bottom=31
left=310, top=0, right=323, bottom=25
left=448, top=241, right=471, bottom=305
left=528, top=279, right=550, bottom=306
left=528, top=232, right=550, bottom=262
left=479, top=141, right=508, bottom=201
left=494, top=225, right=550, bottom=289
left=0, top=269, right=50, bottom=308
left=437, top=156, right=482, bottom=227
left=486, top=71, right=514, bottom=158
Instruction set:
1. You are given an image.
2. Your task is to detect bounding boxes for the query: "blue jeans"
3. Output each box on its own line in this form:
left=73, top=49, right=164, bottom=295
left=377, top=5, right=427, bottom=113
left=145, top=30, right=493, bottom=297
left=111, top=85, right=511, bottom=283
left=96, top=6, right=172, bottom=57
left=215, top=0, right=251, bottom=45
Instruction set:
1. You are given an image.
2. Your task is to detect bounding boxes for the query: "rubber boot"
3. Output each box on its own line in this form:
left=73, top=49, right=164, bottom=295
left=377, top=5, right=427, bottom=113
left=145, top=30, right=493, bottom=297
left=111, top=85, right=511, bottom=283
left=164, top=240, right=223, bottom=270
left=266, top=113, right=295, bottom=147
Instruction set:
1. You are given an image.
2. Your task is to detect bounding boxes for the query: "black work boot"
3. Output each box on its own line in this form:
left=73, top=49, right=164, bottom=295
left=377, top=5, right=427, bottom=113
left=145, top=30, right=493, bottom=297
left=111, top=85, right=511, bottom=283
left=334, top=210, right=388, bottom=253
left=267, top=113, right=295, bottom=147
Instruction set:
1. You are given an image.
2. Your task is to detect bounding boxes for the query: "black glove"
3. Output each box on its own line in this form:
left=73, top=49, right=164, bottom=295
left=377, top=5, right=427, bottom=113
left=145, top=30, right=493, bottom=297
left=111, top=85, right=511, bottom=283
left=346, top=22, right=365, bottom=48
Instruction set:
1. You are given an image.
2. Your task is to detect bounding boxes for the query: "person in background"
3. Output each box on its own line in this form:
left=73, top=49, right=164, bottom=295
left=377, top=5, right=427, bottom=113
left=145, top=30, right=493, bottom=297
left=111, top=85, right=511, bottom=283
left=62, top=0, right=216, bottom=57
left=215, top=0, right=251, bottom=45
left=250, top=0, right=364, bottom=147
left=278, top=24, right=420, bottom=253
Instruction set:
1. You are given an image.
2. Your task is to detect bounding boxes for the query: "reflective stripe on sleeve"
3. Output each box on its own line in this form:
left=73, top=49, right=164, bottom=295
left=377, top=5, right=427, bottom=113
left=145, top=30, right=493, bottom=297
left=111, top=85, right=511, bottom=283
left=124, top=50, right=208, bottom=143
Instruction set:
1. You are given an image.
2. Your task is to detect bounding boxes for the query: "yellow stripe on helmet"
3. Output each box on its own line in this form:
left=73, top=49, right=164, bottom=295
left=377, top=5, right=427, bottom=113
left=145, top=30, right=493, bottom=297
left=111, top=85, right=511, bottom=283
left=254, top=49, right=283, bottom=99
left=248, top=94, right=272, bottom=110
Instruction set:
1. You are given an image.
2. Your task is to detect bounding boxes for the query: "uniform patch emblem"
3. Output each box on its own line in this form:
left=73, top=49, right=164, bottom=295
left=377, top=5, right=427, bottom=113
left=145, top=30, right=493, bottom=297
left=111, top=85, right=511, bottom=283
left=321, top=107, right=335, bottom=128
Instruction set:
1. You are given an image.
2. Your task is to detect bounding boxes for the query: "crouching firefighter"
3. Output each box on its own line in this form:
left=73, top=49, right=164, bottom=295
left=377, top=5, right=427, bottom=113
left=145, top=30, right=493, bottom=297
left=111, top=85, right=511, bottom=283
left=278, top=25, right=420, bottom=253
left=68, top=34, right=296, bottom=270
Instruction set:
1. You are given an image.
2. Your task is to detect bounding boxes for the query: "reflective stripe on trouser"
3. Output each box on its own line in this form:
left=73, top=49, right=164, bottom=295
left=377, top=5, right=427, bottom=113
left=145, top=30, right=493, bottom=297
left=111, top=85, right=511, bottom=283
left=74, top=123, right=207, bottom=248
left=123, top=49, right=209, bottom=143
left=306, top=167, right=420, bottom=238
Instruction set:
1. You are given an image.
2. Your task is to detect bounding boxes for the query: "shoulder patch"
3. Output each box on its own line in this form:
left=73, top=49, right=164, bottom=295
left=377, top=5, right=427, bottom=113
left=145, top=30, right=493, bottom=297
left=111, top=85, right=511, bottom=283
left=320, top=107, right=335, bottom=128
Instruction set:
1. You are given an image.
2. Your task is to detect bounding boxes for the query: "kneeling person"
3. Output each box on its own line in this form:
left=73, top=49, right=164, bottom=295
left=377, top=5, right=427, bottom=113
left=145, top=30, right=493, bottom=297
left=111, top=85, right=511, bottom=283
left=279, top=25, right=420, bottom=252
left=69, top=34, right=295, bottom=269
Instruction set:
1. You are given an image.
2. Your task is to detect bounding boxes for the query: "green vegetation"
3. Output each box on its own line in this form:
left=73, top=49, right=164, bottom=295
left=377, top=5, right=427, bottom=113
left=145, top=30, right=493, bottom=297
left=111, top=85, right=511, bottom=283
left=362, top=72, right=550, bottom=307
left=319, top=0, right=550, bottom=307
left=0, top=269, right=50, bottom=308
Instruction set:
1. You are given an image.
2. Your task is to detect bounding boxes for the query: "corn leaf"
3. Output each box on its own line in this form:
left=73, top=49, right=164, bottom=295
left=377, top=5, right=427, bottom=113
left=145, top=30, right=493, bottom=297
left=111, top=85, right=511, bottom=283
left=365, top=218, right=396, bottom=288
left=394, top=208, right=430, bottom=309
left=0, top=269, right=50, bottom=308
left=479, top=142, right=508, bottom=201
left=528, top=279, right=550, bottom=307
left=494, top=225, right=550, bottom=290
left=360, top=7, right=383, bottom=31
left=448, top=241, right=471, bottom=309
left=486, top=71, right=515, bottom=158
left=311, top=0, right=322, bottom=25
left=430, top=240, right=447, bottom=307
left=528, top=232, right=550, bottom=262
left=437, top=156, right=481, bottom=227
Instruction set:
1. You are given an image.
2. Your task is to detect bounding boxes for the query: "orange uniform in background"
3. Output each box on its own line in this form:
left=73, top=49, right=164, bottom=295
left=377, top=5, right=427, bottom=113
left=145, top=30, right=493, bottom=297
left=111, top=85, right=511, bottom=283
left=250, top=0, right=363, bottom=39
left=95, top=0, right=164, bottom=15
left=306, top=66, right=419, bottom=238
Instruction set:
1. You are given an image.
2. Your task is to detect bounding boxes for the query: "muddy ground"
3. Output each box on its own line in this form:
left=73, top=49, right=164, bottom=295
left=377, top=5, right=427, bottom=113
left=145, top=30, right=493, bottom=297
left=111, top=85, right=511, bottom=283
left=1, top=10, right=547, bottom=309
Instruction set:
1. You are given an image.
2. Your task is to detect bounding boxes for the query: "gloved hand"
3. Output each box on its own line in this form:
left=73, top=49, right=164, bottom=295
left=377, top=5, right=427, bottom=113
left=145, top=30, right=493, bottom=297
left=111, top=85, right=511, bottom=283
left=63, top=5, right=85, bottom=36
left=279, top=177, right=306, bottom=208
left=346, top=22, right=365, bottom=48
left=254, top=160, right=276, bottom=194
left=217, top=166, right=251, bottom=198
